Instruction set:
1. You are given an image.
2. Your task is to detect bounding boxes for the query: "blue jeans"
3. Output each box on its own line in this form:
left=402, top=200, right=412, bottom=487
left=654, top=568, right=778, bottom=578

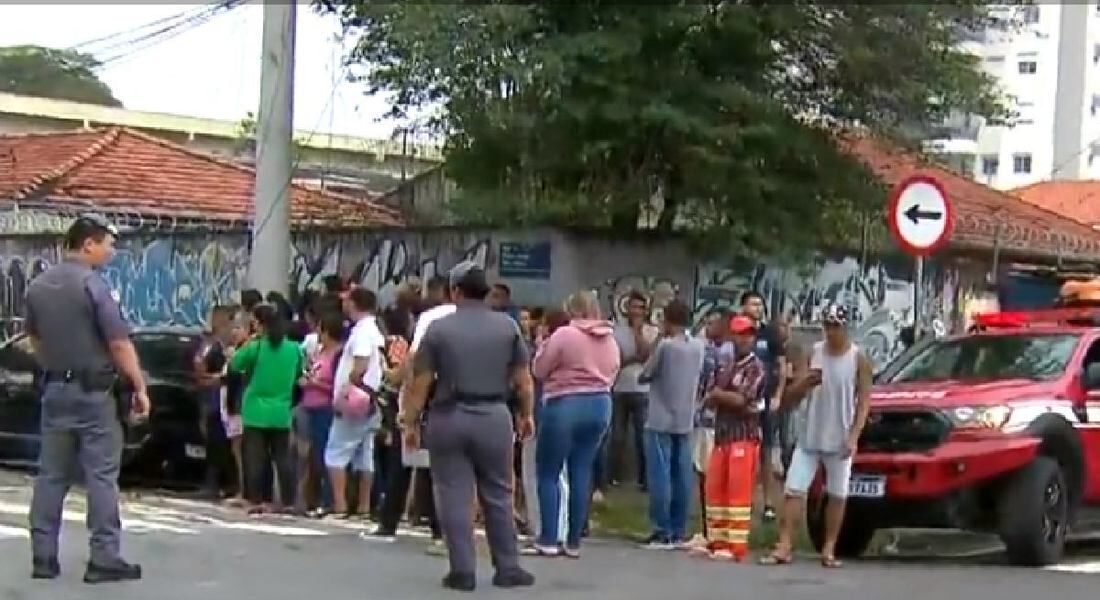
left=644, top=430, right=692, bottom=541
left=307, top=407, right=335, bottom=509
left=535, top=392, right=611, bottom=548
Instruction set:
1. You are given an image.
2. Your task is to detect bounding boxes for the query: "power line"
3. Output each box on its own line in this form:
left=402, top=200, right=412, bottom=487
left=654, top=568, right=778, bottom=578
left=95, top=1, right=248, bottom=68
left=66, top=5, right=214, bottom=53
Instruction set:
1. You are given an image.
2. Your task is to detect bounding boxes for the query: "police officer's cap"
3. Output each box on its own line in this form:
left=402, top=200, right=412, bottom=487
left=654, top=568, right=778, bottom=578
left=448, top=260, right=488, bottom=290
left=67, top=213, right=120, bottom=238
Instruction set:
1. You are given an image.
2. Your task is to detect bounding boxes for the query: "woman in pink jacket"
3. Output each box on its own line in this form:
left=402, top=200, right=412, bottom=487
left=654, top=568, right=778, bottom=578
left=530, top=290, right=621, bottom=557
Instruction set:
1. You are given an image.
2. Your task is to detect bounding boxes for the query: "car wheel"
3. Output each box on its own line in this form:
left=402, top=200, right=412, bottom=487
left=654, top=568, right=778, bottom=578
left=806, top=493, right=876, bottom=558
left=997, top=456, right=1067, bottom=566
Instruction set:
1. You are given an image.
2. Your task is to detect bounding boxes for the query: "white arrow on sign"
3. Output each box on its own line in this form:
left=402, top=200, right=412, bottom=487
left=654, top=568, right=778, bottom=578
left=888, top=175, right=953, bottom=257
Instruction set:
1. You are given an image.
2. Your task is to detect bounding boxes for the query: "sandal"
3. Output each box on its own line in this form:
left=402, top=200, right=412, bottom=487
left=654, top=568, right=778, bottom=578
left=758, top=551, right=793, bottom=566
left=820, top=556, right=844, bottom=568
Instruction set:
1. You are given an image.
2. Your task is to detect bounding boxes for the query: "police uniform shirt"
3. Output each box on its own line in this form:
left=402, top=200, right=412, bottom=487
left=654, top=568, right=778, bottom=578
left=413, top=301, right=529, bottom=404
left=25, top=259, right=130, bottom=372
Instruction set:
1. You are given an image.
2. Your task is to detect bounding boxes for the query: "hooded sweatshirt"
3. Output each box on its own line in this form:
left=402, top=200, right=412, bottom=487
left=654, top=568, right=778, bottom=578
left=639, top=331, right=706, bottom=434
left=533, top=319, right=621, bottom=401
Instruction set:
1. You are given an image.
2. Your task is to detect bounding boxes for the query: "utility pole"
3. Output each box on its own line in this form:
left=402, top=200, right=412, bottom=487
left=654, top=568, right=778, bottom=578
left=248, top=1, right=296, bottom=297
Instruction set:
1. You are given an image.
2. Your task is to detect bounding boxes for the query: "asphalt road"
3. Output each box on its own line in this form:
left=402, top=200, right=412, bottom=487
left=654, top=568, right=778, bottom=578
left=0, top=469, right=1098, bottom=600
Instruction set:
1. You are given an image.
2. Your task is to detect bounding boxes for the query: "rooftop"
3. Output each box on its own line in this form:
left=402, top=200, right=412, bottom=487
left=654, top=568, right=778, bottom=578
left=842, top=135, right=1100, bottom=261
left=0, top=127, right=404, bottom=229
left=1010, top=181, right=1100, bottom=230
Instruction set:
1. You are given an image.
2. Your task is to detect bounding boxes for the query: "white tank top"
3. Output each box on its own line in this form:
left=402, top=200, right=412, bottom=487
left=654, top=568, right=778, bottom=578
left=798, top=341, right=859, bottom=454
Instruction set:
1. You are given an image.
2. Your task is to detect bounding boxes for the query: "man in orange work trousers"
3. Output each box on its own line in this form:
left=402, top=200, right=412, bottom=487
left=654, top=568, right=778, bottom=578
left=700, top=315, right=766, bottom=561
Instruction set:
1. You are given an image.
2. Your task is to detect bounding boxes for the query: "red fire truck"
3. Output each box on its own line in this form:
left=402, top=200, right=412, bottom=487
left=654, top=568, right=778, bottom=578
left=809, top=307, right=1100, bottom=566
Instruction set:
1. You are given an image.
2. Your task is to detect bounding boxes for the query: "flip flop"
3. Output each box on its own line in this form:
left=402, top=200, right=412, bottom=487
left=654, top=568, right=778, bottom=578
left=821, top=556, right=844, bottom=568
left=758, top=552, right=793, bottom=566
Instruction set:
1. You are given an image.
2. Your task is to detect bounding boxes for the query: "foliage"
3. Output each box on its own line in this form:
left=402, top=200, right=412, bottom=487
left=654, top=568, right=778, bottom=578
left=0, top=45, right=121, bottom=107
left=232, top=111, right=306, bottom=162
left=319, top=2, right=1005, bottom=261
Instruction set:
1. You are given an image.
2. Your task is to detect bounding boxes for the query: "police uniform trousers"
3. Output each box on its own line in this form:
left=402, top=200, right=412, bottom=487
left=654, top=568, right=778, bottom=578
left=30, top=382, right=124, bottom=565
left=425, top=402, right=520, bottom=575
left=704, top=439, right=759, bottom=561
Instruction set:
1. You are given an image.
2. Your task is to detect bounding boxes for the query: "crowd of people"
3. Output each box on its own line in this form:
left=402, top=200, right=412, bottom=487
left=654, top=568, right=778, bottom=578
left=189, top=273, right=873, bottom=577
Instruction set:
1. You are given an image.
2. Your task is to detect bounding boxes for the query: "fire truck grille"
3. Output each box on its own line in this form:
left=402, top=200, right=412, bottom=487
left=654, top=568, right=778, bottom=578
left=858, top=410, right=952, bottom=453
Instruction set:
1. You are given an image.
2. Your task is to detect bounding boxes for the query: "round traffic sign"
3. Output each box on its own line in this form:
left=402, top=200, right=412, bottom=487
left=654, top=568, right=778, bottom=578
left=887, top=175, right=953, bottom=257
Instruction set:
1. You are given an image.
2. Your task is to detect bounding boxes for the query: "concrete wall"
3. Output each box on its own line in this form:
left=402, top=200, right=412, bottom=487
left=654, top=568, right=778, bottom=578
left=0, top=227, right=989, bottom=369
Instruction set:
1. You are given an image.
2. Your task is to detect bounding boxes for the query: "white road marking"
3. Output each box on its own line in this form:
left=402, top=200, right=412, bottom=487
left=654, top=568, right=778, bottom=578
left=1046, top=561, right=1100, bottom=574
left=0, top=499, right=199, bottom=535
left=0, top=523, right=28, bottom=539
left=0, top=498, right=336, bottom=538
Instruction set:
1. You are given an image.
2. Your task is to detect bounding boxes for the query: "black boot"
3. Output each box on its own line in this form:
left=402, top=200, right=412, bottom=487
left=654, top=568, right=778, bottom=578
left=83, top=559, right=142, bottom=584
left=492, top=568, right=535, bottom=588
left=441, top=571, right=476, bottom=592
left=31, top=557, right=60, bottom=580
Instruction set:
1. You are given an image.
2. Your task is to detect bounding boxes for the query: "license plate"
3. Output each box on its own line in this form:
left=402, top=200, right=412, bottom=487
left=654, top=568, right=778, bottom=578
left=848, top=475, right=885, bottom=498
left=184, top=444, right=206, bottom=459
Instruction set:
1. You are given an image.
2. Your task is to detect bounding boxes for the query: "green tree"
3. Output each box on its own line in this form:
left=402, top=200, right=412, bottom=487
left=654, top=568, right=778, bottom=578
left=320, top=3, right=1005, bottom=259
left=0, top=45, right=121, bottom=107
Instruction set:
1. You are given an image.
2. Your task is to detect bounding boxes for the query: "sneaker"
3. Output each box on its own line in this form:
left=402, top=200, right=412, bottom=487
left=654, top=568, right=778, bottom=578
left=492, top=568, right=535, bottom=588
left=520, top=543, right=561, bottom=557
left=709, top=549, right=736, bottom=562
left=83, top=559, right=142, bottom=584
left=640, top=533, right=673, bottom=550
left=31, top=557, right=60, bottom=580
left=442, top=571, right=476, bottom=592
left=562, top=546, right=581, bottom=559
left=425, top=539, right=448, bottom=556
left=361, top=527, right=397, bottom=543
left=670, top=537, right=693, bottom=551
left=762, top=506, right=777, bottom=522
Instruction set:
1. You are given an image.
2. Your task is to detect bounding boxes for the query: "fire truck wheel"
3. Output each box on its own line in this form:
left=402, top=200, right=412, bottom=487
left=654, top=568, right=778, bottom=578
left=806, top=493, right=876, bottom=558
left=997, top=456, right=1068, bottom=566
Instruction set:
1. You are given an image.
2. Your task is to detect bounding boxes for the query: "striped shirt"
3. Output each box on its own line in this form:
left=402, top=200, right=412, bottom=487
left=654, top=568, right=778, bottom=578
left=712, top=351, right=766, bottom=444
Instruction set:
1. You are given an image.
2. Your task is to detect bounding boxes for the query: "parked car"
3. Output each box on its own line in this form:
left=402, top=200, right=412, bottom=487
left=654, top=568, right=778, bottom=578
left=812, top=307, right=1100, bottom=566
left=0, top=326, right=207, bottom=483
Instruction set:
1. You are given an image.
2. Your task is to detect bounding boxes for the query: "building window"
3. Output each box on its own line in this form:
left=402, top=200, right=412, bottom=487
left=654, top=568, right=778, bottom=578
left=981, top=155, right=1000, bottom=176
left=1013, top=153, right=1033, bottom=174
left=1018, top=60, right=1038, bottom=74
left=1021, top=4, right=1040, bottom=24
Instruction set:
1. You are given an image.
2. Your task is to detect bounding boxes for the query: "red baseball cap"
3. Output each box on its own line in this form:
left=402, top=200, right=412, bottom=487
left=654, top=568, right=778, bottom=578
left=729, top=315, right=757, bottom=335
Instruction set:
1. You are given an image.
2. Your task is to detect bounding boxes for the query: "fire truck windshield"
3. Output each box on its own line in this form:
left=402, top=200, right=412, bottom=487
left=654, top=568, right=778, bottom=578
left=883, top=333, right=1080, bottom=384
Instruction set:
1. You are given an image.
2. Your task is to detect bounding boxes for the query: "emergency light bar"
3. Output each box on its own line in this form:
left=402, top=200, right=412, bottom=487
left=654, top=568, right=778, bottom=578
left=972, top=308, right=1100, bottom=329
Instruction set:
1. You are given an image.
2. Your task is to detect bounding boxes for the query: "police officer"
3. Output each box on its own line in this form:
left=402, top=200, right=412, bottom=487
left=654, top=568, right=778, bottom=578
left=25, top=213, right=149, bottom=584
left=400, top=261, right=535, bottom=592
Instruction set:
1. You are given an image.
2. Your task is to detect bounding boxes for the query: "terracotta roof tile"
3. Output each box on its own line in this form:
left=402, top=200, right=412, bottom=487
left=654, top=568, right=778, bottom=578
left=0, top=127, right=403, bottom=228
left=841, top=134, right=1100, bottom=260
left=1010, top=181, right=1100, bottom=229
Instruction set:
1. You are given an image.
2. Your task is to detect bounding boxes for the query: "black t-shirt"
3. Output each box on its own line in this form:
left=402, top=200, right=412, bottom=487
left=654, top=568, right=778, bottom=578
left=753, top=323, right=785, bottom=400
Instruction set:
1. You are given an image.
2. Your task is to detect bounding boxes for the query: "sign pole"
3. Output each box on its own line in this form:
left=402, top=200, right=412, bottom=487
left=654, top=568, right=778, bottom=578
left=913, top=256, right=924, bottom=340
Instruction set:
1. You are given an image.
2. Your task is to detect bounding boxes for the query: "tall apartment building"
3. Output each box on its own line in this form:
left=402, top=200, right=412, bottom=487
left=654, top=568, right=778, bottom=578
left=927, top=3, right=1100, bottom=190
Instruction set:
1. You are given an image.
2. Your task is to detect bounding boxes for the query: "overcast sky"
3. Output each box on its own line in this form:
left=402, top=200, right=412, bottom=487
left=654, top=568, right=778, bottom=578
left=0, top=3, right=416, bottom=141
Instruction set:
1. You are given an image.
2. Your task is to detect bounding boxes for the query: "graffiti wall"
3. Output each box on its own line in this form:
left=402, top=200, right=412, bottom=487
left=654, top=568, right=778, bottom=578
left=291, top=231, right=493, bottom=309
left=0, top=228, right=984, bottom=365
left=0, top=229, right=505, bottom=337
left=692, top=255, right=977, bottom=368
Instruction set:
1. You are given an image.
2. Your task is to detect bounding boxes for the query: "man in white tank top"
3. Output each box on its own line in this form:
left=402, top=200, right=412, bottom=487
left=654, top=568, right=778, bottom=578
left=760, top=303, right=873, bottom=568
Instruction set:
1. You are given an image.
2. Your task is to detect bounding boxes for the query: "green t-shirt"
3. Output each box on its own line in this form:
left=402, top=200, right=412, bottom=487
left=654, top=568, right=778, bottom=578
left=230, top=337, right=303, bottom=429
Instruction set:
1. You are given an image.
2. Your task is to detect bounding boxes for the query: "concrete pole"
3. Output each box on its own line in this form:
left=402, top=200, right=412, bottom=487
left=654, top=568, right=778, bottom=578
left=248, top=1, right=296, bottom=297
left=913, top=256, right=924, bottom=340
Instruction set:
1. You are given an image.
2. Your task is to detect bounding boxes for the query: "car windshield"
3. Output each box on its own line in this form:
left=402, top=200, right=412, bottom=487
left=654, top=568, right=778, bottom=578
left=132, top=333, right=198, bottom=378
left=882, top=333, right=1080, bottom=384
